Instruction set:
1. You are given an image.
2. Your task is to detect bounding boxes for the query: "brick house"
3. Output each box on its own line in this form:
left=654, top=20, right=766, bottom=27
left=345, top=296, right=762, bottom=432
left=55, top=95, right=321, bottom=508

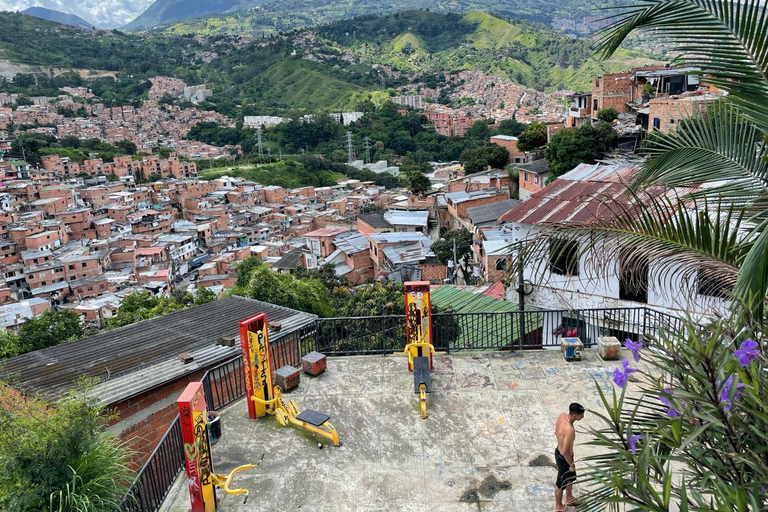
left=302, top=227, right=350, bottom=258
left=515, top=159, right=550, bottom=201
left=0, top=297, right=317, bottom=466
left=489, top=135, right=529, bottom=164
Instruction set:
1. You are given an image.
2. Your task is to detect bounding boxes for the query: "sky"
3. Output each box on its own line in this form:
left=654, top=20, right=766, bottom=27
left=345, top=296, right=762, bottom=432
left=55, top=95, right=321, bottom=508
left=0, top=0, right=154, bottom=27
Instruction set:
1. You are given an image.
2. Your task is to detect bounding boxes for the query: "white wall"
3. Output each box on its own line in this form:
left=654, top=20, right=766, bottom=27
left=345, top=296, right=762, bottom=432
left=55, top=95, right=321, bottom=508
left=504, top=222, right=729, bottom=319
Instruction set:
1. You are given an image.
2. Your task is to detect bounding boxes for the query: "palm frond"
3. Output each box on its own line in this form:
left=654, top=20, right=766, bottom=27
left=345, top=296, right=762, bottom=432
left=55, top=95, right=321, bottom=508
left=513, top=189, right=752, bottom=304
left=632, top=101, right=768, bottom=213
left=597, top=0, right=768, bottom=131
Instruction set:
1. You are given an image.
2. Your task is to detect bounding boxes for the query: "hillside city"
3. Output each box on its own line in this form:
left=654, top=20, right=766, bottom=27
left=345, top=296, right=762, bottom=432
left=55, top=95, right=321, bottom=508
left=0, top=2, right=765, bottom=512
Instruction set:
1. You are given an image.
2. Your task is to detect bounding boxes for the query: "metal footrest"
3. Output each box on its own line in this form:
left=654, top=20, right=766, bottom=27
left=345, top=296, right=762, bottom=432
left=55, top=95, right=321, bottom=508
left=413, top=357, right=431, bottom=393
left=296, top=409, right=331, bottom=426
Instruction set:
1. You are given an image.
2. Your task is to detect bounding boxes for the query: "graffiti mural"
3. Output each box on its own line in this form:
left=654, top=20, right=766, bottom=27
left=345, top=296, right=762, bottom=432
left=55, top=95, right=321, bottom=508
left=177, top=382, right=216, bottom=512
left=239, top=313, right=274, bottom=419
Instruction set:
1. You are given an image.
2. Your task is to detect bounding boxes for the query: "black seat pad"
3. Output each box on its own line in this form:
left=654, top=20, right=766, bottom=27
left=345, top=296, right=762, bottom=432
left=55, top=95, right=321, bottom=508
left=296, top=409, right=331, bottom=426
left=413, top=357, right=431, bottom=393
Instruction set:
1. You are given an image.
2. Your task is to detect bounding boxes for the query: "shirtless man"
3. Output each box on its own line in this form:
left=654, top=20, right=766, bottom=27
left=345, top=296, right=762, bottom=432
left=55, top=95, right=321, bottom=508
left=554, top=402, right=585, bottom=511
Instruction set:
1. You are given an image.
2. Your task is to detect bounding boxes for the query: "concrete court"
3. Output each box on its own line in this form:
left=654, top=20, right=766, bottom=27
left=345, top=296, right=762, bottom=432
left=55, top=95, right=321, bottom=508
left=161, top=349, right=652, bottom=512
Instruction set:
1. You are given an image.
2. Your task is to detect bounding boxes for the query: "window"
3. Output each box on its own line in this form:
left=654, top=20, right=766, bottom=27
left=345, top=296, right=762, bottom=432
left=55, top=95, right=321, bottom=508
left=69, top=264, right=75, bottom=270
left=619, top=249, right=648, bottom=303
left=524, top=173, right=529, bottom=182
left=494, top=259, right=507, bottom=271
left=593, top=99, right=598, bottom=111
left=697, top=269, right=730, bottom=299
left=548, top=239, right=579, bottom=276
left=99, top=284, right=106, bottom=289
left=87, top=286, right=93, bottom=291
left=653, top=118, right=661, bottom=129
left=82, top=262, right=87, bottom=268
left=28, top=273, right=34, bottom=279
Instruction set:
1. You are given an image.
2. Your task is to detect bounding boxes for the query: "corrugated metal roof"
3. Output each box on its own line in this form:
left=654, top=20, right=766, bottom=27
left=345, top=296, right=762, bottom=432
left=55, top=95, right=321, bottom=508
left=383, top=210, right=429, bottom=227
left=0, top=296, right=316, bottom=403
left=432, top=286, right=518, bottom=313
left=430, top=286, right=541, bottom=346
left=333, top=231, right=369, bottom=255
left=466, top=199, right=520, bottom=225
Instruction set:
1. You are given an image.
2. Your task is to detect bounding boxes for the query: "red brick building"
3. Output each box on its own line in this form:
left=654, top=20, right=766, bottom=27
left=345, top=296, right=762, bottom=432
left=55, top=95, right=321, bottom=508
left=489, top=135, right=529, bottom=164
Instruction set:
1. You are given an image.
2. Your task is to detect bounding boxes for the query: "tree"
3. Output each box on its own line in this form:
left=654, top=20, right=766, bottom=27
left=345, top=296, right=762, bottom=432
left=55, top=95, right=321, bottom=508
left=596, top=107, right=619, bottom=123
left=0, top=383, right=133, bottom=511
left=234, top=257, right=263, bottom=289
left=485, top=144, right=510, bottom=169
left=544, top=122, right=617, bottom=179
left=0, top=329, right=21, bottom=359
left=494, top=118, right=527, bottom=137
left=16, top=310, right=84, bottom=354
left=293, top=264, right=348, bottom=291
left=406, top=169, right=431, bottom=197
left=246, top=266, right=333, bottom=317
left=431, top=228, right=474, bottom=284
left=194, top=287, right=217, bottom=306
left=516, top=122, right=548, bottom=152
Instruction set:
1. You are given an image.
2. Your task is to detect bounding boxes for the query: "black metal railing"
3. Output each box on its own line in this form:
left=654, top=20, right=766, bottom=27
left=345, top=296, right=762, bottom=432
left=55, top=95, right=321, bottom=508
left=117, top=417, right=184, bottom=512
left=118, top=356, right=248, bottom=512
left=312, top=315, right=406, bottom=355
left=119, top=305, right=685, bottom=511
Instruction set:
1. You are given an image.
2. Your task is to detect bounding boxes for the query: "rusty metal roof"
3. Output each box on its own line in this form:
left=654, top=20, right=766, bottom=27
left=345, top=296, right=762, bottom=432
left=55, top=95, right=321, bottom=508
left=499, top=163, right=643, bottom=226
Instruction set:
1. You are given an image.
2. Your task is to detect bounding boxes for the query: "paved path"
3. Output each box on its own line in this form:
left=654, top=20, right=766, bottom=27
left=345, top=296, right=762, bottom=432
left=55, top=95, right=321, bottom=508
left=162, top=349, right=650, bottom=511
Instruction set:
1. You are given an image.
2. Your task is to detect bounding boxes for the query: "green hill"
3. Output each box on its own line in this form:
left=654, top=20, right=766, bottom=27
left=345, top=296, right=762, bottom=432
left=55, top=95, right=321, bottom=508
left=258, top=60, right=367, bottom=110
left=315, top=10, right=659, bottom=91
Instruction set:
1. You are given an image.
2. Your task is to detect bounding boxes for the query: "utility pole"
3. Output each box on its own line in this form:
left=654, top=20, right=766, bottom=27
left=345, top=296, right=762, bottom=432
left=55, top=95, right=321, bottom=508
left=364, top=135, right=371, bottom=164
left=257, top=128, right=264, bottom=161
left=516, top=241, right=525, bottom=310
left=346, top=131, right=354, bottom=163
left=452, top=238, right=458, bottom=285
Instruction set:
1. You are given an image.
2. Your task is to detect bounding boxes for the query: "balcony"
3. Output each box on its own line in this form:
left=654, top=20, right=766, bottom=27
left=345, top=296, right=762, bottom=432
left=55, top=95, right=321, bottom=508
left=568, top=106, right=589, bottom=119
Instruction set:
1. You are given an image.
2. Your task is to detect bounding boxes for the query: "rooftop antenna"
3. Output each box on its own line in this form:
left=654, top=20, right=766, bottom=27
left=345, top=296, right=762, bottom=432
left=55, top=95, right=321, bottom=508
left=364, top=136, right=371, bottom=164
left=347, top=131, right=354, bottom=163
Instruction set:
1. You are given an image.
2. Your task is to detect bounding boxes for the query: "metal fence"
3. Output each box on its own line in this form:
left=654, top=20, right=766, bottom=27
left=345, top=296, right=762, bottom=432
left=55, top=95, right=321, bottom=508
left=117, top=356, right=247, bottom=512
left=118, top=305, right=684, bottom=511
left=117, top=417, right=184, bottom=512
left=313, top=307, right=681, bottom=354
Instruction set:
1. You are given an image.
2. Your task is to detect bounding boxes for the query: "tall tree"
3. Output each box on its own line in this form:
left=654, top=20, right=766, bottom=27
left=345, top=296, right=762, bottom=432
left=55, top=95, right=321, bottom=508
left=431, top=228, right=474, bottom=284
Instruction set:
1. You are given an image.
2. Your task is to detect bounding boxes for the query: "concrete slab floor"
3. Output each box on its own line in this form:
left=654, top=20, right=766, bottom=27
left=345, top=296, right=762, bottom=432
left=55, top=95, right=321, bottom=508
left=160, top=349, right=652, bottom=512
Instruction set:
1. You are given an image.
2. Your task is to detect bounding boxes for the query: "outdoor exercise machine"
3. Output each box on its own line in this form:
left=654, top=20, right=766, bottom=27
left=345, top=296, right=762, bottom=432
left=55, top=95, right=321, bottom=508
left=401, top=281, right=434, bottom=419
left=239, top=312, right=340, bottom=447
left=177, top=382, right=262, bottom=512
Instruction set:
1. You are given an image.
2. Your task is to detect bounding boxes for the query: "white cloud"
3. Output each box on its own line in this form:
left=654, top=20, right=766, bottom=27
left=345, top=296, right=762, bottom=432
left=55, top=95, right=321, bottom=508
left=0, top=0, right=155, bottom=28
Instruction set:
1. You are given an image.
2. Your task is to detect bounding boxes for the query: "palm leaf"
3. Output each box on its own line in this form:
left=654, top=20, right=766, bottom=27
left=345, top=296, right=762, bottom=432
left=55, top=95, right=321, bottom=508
left=631, top=101, right=768, bottom=215
left=597, top=0, right=768, bottom=131
left=514, top=189, right=751, bottom=303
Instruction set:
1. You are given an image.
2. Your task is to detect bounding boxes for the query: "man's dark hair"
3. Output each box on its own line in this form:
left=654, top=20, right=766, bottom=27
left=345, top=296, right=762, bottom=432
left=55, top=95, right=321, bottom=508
left=569, top=402, right=585, bottom=415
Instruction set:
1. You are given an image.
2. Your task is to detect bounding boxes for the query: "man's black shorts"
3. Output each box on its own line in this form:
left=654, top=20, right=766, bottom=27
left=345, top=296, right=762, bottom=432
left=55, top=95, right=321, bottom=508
left=555, top=448, right=576, bottom=488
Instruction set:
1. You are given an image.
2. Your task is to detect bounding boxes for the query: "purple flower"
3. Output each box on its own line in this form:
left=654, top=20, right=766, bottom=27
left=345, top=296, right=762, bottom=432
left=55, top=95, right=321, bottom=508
left=612, top=359, right=639, bottom=388
left=734, top=339, right=759, bottom=367
left=658, top=388, right=681, bottom=417
left=625, top=339, right=644, bottom=362
left=628, top=433, right=642, bottom=454
left=718, top=375, right=746, bottom=411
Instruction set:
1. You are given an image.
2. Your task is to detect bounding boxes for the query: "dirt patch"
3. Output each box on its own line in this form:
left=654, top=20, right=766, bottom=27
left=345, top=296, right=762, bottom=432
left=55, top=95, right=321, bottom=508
left=460, top=475, right=512, bottom=503
left=460, top=489, right=480, bottom=503
left=529, top=454, right=557, bottom=468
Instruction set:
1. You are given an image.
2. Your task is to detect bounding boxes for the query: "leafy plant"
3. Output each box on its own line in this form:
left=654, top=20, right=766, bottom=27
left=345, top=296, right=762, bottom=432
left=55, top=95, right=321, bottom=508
left=0, top=383, right=133, bottom=512
left=577, top=314, right=767, bottom=511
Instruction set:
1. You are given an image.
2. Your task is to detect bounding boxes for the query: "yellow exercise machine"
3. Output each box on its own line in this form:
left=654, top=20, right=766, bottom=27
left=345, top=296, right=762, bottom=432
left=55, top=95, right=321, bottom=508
left=239, top=312, right=341, bottom=447
left=178, top=382, right=262, bottom=512
left=210, top=453, right=264, bottom=504
left=251, top=385, right=340, bottom=447
left=401, top=281, right=436, bottom=419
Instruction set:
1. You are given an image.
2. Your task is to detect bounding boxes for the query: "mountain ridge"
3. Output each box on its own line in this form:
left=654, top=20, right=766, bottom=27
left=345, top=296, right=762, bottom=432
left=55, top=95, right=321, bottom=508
left=21, top=6, right=94, bottom=28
